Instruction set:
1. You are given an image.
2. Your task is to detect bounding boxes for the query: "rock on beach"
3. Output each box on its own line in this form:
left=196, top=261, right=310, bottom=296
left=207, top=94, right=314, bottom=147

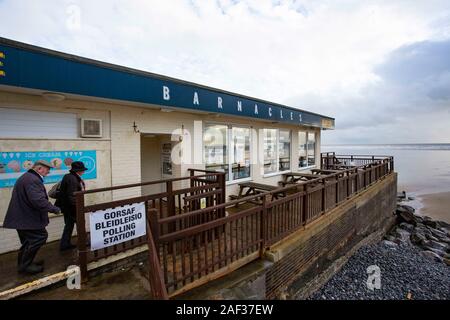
left=309, top=199, right=450, bottom=300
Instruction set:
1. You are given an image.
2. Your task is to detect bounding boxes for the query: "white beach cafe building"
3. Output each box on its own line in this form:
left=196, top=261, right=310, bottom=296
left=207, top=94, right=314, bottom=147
left=0, top=37, right=334, bottom=254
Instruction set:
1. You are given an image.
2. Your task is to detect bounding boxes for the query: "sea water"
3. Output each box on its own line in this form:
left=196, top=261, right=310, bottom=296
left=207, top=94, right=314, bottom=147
left=322, top=144, right=450, bottom=196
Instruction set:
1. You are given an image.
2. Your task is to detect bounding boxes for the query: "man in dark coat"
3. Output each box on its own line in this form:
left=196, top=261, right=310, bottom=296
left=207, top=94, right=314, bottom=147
left=55, top=161, right=87, bottom=251
left=3, top=160, right=61, bottom=274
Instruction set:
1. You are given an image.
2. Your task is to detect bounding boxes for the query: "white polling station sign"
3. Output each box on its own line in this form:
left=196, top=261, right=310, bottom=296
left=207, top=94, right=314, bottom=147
left=89, top=202, right=146, bottom=251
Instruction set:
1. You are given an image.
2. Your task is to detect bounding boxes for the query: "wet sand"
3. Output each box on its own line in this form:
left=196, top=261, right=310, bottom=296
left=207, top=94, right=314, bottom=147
left=418, top=191, right=450, bottom=224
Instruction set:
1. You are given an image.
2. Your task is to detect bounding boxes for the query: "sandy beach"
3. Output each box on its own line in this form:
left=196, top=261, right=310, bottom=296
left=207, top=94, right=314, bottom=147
left=418, top=191, right=450, bottom=224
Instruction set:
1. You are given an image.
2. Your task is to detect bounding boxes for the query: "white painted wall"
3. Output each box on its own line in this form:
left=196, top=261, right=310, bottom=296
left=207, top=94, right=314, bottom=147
left=0, top=91, right=113, bottom=253
left=0, top=89, right=324, bottom=254
left=141, top=135, right=163, bottom=195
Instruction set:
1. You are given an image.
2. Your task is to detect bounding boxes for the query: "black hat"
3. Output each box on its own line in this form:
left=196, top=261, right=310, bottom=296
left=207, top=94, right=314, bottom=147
left=70, top=161, right=88, bottom=172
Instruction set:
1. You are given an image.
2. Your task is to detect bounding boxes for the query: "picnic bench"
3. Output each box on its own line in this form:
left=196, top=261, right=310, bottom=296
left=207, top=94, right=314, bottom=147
left=333, top=164, right=358, bottom=170
left=311, top=169, right=342, bottom=175
left=229, top=182, right=285, bottom=206
left=279, top=172, right=321, bottom=187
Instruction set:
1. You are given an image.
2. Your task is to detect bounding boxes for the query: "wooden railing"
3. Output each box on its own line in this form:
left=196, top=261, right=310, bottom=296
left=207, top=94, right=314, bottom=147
left=263, top=155, right=393, bottom=246
left=74, top=170, right=226, bottom=281
left=75, top=155, right=394, bottom=297
left=321, top=152, right=394, bottom=171
left=146, top=208, right=168, bottom=299
left=148, top=155, right=394, bottom=295
left=154, top=194, right=265, bottom=295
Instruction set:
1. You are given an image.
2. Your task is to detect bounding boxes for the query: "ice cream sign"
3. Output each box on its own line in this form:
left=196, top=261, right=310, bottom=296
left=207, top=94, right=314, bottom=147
left=0, top=150, right=97, bottom=188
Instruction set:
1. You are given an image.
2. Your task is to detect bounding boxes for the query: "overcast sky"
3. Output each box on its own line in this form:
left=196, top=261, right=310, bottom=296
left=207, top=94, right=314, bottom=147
left=1, top=0, right=449, bottom=144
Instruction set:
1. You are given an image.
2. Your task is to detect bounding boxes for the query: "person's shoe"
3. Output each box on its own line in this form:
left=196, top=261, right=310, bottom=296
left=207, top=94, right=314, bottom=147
left=60, top=244, right=77, bottom=251
left=18, top=264, right=44, bottom=275
left=33, top=260, right=44, bottom=266
left=34, top=259, right=44, bottom=266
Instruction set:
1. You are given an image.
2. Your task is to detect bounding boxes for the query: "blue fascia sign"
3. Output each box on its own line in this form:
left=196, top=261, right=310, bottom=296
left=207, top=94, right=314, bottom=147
left=0, top=38, right=334, bottom=129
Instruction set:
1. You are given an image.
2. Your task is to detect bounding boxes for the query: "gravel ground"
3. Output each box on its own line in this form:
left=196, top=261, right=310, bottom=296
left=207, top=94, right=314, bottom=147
left=309, top=241, right=450, bottom=300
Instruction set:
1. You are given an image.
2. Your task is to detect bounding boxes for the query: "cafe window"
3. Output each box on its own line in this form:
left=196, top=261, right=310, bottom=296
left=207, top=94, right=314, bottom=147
left=264, top=129, right=291, bottom=174
left=307, top=132, right=316, bottom=166
left=279, top=130, right=291, bottom=171
left=299, top=131, right=316, bottom=168
left=204, top=124, right=228, bottom=178
left=231, top=127, right=251, bottom=180
left=204, top=123, right=251, bottom=182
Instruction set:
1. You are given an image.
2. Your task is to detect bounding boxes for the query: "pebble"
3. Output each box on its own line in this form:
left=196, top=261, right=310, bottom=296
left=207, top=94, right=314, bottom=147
left=309, top=242, right=450, bottom=300
left=308, top=198, right=450, bottom=300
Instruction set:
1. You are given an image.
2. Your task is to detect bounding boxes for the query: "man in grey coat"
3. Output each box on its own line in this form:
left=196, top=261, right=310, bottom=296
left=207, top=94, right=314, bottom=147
left=3, top=160, right=61, bottom=274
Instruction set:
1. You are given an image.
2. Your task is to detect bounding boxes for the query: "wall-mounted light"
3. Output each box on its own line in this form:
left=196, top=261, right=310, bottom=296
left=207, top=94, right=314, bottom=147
left=160, top=108, right=173, bottom=113
left=133, top=121, right=140, bottom=133
left=179, top=124, right=184, bottom=142
left=42, top=92, right=65, bottom=102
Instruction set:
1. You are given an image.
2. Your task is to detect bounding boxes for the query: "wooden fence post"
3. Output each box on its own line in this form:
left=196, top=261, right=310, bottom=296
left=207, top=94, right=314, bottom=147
left=336, top=175, right=340, bottom=204
left=149, top=204, right=159, bottom=243
left=146, top=208, right=168, bottom=300
left=303, top=183, right=308, bottom=225
left=218, top=172, right=226, bottom=205
left=346, top=171, right=350, bottom=198
left=355, top=168, right=359, bottom=193
left=321, top=179, right=326, bottom=214
left=378, top=162, right=381, bottom=179
left=217, top=172, right=226, bottom=232
left=75, top=192, right=88, bottom=282
left=189, top=169, right=195, bottom=188
left=364, top=168, right=367, bottom=189
left=260, top=196, right=267, bottom=258
left=166, top=181, right=176, bottom=233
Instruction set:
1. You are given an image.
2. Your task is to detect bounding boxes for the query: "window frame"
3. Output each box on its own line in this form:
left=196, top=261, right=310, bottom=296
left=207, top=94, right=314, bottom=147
left=203, top=122, right=252, bottom=184
left=298, top=130, right=317, bottom=170
left=263, top=128, right=292, bottom=177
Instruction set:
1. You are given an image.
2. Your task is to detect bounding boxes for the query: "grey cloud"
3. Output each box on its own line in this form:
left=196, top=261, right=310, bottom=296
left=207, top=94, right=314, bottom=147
left=375, top=40, right=450, bottom=103
left=287, top=39, right=450, bottom=143
left=427, top=72, right=450, bottom=100
left=1, top=0, right=449, bottom=144
left=375, top=41, right=450, bottom=82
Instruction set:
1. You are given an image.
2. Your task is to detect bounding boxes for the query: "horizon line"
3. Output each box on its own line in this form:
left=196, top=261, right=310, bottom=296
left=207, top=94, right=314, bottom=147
left=323, top=142, right=450, bottom=145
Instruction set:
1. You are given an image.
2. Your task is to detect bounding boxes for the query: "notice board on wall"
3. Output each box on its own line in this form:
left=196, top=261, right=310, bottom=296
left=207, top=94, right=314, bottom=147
left=162, top=143, right=172, bottom=175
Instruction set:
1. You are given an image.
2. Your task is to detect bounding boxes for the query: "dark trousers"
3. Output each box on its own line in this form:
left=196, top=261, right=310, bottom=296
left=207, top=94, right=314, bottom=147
left=60, top=212, right=76, bottom=249
left=17, top=229, right=48, bottom=271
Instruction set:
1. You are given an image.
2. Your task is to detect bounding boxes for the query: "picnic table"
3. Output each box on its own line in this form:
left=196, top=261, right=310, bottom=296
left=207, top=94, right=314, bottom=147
left=279, top=172, right=321, bottom=187
left=327, top=164, right=358, bottom=170
left=311, top=169, right=342, bottom=175
left=229, top=182, right=285, bottom=206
